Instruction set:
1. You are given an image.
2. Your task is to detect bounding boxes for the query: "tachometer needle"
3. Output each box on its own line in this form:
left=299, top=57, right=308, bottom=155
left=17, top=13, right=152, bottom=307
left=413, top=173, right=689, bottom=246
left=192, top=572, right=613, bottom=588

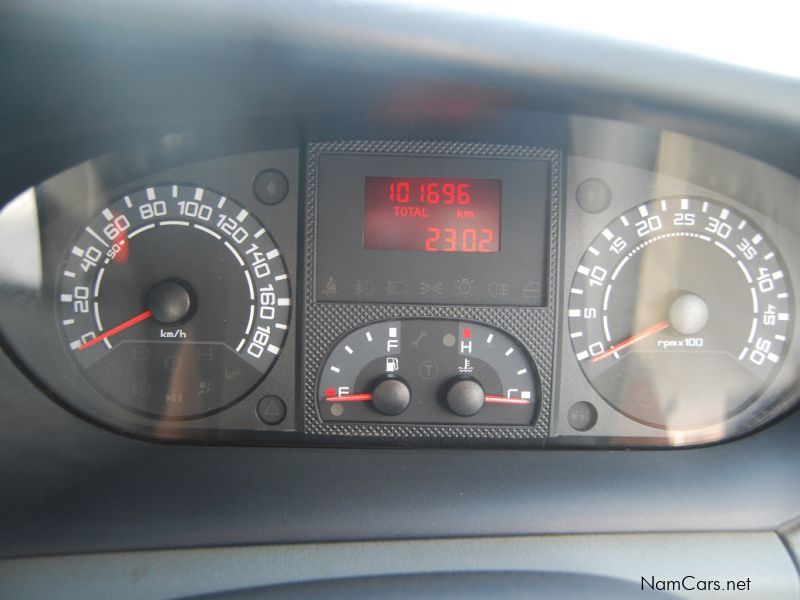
left=590, top=321, right=669, bottom=363
left=78, top=309, right=153, bottom=351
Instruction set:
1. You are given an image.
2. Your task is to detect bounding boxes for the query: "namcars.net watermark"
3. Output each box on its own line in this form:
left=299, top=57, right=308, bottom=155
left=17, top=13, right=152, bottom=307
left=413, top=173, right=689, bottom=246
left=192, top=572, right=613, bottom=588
left=642, top=576, right=752, bottom=593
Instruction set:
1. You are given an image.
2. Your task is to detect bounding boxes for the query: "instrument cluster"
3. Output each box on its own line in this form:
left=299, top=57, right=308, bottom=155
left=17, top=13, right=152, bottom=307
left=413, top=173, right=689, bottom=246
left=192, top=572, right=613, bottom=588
left=1, top=122, right=799, bottom=448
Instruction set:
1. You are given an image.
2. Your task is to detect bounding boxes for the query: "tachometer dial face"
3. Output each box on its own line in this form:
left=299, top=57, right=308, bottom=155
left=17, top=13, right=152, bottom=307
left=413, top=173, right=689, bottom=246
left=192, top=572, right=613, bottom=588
left=568, top=197, right=792, bottom=429
left=56, top=184, right=291, bottom=419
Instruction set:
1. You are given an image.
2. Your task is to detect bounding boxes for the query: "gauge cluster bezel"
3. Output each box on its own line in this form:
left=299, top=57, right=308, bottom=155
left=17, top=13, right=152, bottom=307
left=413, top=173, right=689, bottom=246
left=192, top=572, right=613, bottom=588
left=1, top=115, right=799, bottom=448
left=303, top=141, right=562, bottom=442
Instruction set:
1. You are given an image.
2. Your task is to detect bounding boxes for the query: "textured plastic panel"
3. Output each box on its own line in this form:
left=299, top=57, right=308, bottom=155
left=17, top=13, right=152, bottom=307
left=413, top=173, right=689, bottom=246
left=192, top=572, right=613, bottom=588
left=1, top=533, right=797, bottom=599
left=303, top=141, right=561, bottom=441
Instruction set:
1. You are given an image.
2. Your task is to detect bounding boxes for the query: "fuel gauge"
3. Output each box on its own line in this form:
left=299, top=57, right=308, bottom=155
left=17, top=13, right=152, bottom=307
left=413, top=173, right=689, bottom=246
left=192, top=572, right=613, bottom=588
left=317, top=319, right=538, bottom=425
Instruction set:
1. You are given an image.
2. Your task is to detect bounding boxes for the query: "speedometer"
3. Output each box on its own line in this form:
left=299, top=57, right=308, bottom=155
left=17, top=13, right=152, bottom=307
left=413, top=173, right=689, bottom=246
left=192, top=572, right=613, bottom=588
left=567, top=196, right=792, bottom=429
left=57, top=184, right=292, bottom=419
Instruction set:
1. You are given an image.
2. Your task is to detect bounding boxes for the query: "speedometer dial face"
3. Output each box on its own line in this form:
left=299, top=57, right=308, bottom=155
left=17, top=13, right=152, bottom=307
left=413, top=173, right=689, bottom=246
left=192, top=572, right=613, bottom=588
left=57, top=184, right=291, bottom=419
left=568, top=197, right=792, bottom=429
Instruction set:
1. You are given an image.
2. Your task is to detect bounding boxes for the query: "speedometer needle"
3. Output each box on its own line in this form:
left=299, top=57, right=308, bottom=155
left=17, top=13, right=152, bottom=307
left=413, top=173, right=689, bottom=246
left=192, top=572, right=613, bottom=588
left=78, top=309, right=153, bottom=351
left=590, top=321, right=669, bottom=363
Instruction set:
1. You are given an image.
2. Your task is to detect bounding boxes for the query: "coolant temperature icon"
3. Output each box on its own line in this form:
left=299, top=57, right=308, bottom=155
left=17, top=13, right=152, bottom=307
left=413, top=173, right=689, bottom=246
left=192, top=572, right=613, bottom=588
left=458, top=358, right=474, bottom=373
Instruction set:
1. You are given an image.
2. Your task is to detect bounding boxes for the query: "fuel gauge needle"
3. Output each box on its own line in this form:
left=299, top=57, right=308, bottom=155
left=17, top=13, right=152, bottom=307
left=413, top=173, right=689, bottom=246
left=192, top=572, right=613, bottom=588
left=590, top=321, right=669, bottom=363
left=78, top=309, right=153, bottom=351
left=325, top=393, right=373, bottom=402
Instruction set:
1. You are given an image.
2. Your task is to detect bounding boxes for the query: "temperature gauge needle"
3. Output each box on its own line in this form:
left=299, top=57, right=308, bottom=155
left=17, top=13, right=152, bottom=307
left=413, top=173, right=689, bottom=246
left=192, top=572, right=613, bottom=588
left=78, top=309, right=153, bottom=351
left=590, top=321, right=669, bottom=363
left=485, top=395, right=531, bottom=405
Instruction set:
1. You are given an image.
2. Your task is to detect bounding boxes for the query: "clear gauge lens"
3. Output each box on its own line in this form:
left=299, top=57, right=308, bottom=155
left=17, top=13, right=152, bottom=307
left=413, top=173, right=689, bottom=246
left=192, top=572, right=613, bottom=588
left=568, top=197, right=792, bottom=429
left=57, top=184, right=291, bottom=419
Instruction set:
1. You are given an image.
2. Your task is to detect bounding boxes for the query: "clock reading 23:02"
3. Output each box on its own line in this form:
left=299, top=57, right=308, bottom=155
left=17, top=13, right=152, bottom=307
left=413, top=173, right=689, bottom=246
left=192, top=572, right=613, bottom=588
left=568, top=196, right=792, bottom=430
left=57, top=184, right=292, bottom=419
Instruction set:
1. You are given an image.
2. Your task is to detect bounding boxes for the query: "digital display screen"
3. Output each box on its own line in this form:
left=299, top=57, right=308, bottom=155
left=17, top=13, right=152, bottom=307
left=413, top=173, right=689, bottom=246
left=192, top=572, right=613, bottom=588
left=364, top=177, right=501, bottom=253
left=315, top=151, right=552, bottom=307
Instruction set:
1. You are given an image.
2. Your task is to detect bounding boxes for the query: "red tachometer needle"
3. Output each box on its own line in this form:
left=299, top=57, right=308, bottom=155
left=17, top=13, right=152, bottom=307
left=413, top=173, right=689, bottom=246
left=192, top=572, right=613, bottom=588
left=78, top=309, right=153, bottom=351
left=590, top=321, right=669, bottom=363
left=325, top=393, right=373, bottom=403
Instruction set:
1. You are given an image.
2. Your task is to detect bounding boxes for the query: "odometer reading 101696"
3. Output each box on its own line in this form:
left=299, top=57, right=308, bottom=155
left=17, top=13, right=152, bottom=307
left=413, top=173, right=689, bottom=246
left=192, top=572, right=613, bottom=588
left=568, top=196, right=792, bottom=430
left=57, top=184, right=291, bottom=419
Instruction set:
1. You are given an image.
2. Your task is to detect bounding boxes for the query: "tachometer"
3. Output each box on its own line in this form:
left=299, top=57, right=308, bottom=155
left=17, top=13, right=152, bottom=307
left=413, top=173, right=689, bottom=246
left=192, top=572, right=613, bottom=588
left=568, top=196, right=792, bottom=429
left=57, top=184, right=291, bottom=419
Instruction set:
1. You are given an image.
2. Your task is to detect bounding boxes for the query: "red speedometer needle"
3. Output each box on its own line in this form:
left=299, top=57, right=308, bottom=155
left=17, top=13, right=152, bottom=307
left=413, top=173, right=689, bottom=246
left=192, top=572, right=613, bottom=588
left=325, top=393, right=373, bottom=402
left=590, top=321, right=669, bottom=363
left=78, top=309, right=153, bottom=351
left=485, top=395, right=531, bottom=405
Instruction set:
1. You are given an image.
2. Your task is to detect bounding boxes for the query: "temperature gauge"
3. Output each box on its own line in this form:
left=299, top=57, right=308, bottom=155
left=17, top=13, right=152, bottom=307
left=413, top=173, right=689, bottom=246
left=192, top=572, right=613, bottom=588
left=317, top=320, right=538, bottom=425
